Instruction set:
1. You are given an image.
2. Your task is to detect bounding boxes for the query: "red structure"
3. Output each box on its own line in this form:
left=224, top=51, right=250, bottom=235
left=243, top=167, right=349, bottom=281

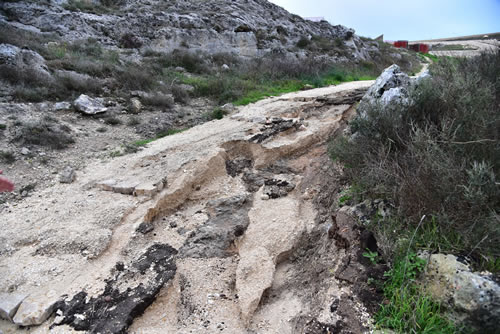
left=393, top=40, right=409, bottom=48
left=392, top=40, right=430, bottom=53
left=409, top=43, right=430, bottom=53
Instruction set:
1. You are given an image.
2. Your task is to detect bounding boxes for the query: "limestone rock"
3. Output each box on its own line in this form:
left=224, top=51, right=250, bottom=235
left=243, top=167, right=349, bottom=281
left=236, top=247, right=275, bottom=323
left=177, top=84, right=194, bottom=93
left=59, top=166, right=76, bottom=184
left=0, top=0, right=363, bottom=61
left=13, top=291, right=60, bottom=326
left=129, top=97, right=142, bottom=114
left=421, top=254, right=500, bottom=332
left=54, top=101, right=72, bottom=111
left=73, top=94, right=107, bottom=115
left=0, top=43, right=51, bottom=80
left=0, top=292, right=27, bottom=321
left=358, top=64, right=411, bottom=116
left=220, top=103, right=235, bottom=113
left=20, top=147, right=30, bottom=156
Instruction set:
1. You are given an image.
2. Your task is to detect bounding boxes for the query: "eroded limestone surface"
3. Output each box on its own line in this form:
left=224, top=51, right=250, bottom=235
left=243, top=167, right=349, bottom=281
left=0, top=81, right=375, bottom=333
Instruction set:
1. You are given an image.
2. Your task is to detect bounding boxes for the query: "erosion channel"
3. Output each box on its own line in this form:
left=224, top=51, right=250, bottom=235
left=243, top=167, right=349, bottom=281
left=1, top=81, right=382, bottom=333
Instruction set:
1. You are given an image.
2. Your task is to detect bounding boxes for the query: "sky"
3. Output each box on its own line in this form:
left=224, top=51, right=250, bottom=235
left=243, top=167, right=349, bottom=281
left=268, top=0, right=500, bottom=41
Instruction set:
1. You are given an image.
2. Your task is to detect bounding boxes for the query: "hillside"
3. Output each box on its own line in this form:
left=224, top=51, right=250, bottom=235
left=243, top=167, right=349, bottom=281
left=1, top=0, right=363, bottom=59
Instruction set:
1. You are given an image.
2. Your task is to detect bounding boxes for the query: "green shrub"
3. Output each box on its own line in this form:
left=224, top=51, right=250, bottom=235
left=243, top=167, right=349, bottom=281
left=141, top=93, right=174, bottom=109
left=14, top=121, right=75, bottom=149
left=210, top=107, right=227, bottom=120
left=0, top=151, right=16, bottom=164
left=156, top=49, right=209, bottom=74
left=296, top=37, right=310, bottom=48
left=119, top=33, right=143, bottom=49
left=127, top=116, right=141, bottom=126
left=115, top=65, right=156, bottom=91
left=104, top=116, right=122, bottom=126
left=330, top=51, right=500, bottom=266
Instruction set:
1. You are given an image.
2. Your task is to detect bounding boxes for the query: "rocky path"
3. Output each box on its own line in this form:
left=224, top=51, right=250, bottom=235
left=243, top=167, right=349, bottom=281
left=422, top=39, right=500, bottom=58
left=0, top=80, right=378, bottom=333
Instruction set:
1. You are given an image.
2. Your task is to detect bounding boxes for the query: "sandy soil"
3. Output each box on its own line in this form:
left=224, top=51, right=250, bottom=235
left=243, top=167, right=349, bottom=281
left=1, top=78, right=386, bottom=333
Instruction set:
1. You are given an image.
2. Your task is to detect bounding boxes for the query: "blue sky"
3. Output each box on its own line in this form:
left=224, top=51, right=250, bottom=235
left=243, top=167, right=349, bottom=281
left=268, top=0, right=500, bottom=41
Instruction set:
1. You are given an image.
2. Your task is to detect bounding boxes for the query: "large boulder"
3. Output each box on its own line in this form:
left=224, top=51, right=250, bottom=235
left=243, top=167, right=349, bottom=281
left=358, top=64, right=411, bottom=116
left=73, top=94, right=107, bottom=115
left=0, top=43, right=51, bottom=81
left=420, top=253, right=500, bottom=332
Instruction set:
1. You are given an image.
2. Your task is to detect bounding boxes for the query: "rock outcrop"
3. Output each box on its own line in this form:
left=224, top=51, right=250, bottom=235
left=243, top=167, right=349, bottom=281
left=421, top=254, right=500, bottom=332
left=0, top=0, right=366, bottom=60
left=357, top=64, right=412, bottom=114
left=73, top=94, right=107, bottom=115
left=0, top=43, right=51, bottom=81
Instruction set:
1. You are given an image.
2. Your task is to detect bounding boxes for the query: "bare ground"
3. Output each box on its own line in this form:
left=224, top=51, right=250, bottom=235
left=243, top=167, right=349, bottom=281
left=0, top=80, right=389, bottom=333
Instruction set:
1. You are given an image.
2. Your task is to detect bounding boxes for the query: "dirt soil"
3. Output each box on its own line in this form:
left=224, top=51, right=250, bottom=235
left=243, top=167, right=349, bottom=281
left=0, top=97, right=215, bottom=208
left=0, top=79, right=395, bottom=333
left=418, top=39, right=500, bottom=58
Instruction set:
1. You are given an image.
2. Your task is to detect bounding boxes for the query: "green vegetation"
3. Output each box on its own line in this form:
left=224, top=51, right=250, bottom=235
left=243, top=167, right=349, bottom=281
left=330, top=52, right=500, bottom=332
left=209, top=108, right=228, bottom=120
left=0, top=19, right=421, bottom=108
left=13, top=120, right=75, bottom=149
left=421, top=53, right=439, bottom=62
left=173, top=57, right=382, bottom=106
left=376, top=253, right=456, bottom=333
left=362, top=249, right=379, bottom=264
left=431, top=44, right=476, bottom=51
left=0, top=150, right=16, bottom=164
left=132, top=128, right=187, bottom=148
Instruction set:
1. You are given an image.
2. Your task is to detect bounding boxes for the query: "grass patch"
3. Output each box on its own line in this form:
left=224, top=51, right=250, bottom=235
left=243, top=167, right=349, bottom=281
left=375, top=252, right=456, bottom=333
left=431, top=44, right=476, bottom=51
left=421, top=53, right=439, bottom=62
left=132, top=128, right=188, bottom=147
left=180, top=61, right=378, bottom=107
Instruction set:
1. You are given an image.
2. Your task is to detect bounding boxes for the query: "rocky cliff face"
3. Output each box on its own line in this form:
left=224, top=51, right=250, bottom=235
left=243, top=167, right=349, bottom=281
left=1, top=0, right=366, bottom=59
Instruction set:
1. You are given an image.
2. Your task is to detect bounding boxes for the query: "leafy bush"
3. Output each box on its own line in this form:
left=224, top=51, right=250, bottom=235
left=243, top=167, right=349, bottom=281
left=0, top=151, right=16, bottom=164
left=14, top=120, right=75, bottom=149
left=119, top=33, right=143, bottom=49
left=141, top=93, right=174, bottom=109
left=210, top=107, right=227, bottom=120
left=330, top=52, right=500, bottom=266
left=104, top=116, right=122, bottom=126
left=296, top=37, right=310, bottom=48
left=115, top=65, right=156, bottom=91
left=156, top=49, right=209, bottom=74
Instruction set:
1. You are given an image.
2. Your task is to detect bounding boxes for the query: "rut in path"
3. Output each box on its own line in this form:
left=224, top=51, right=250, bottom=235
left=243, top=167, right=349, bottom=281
left=1, top=80, right=378, bottom=333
